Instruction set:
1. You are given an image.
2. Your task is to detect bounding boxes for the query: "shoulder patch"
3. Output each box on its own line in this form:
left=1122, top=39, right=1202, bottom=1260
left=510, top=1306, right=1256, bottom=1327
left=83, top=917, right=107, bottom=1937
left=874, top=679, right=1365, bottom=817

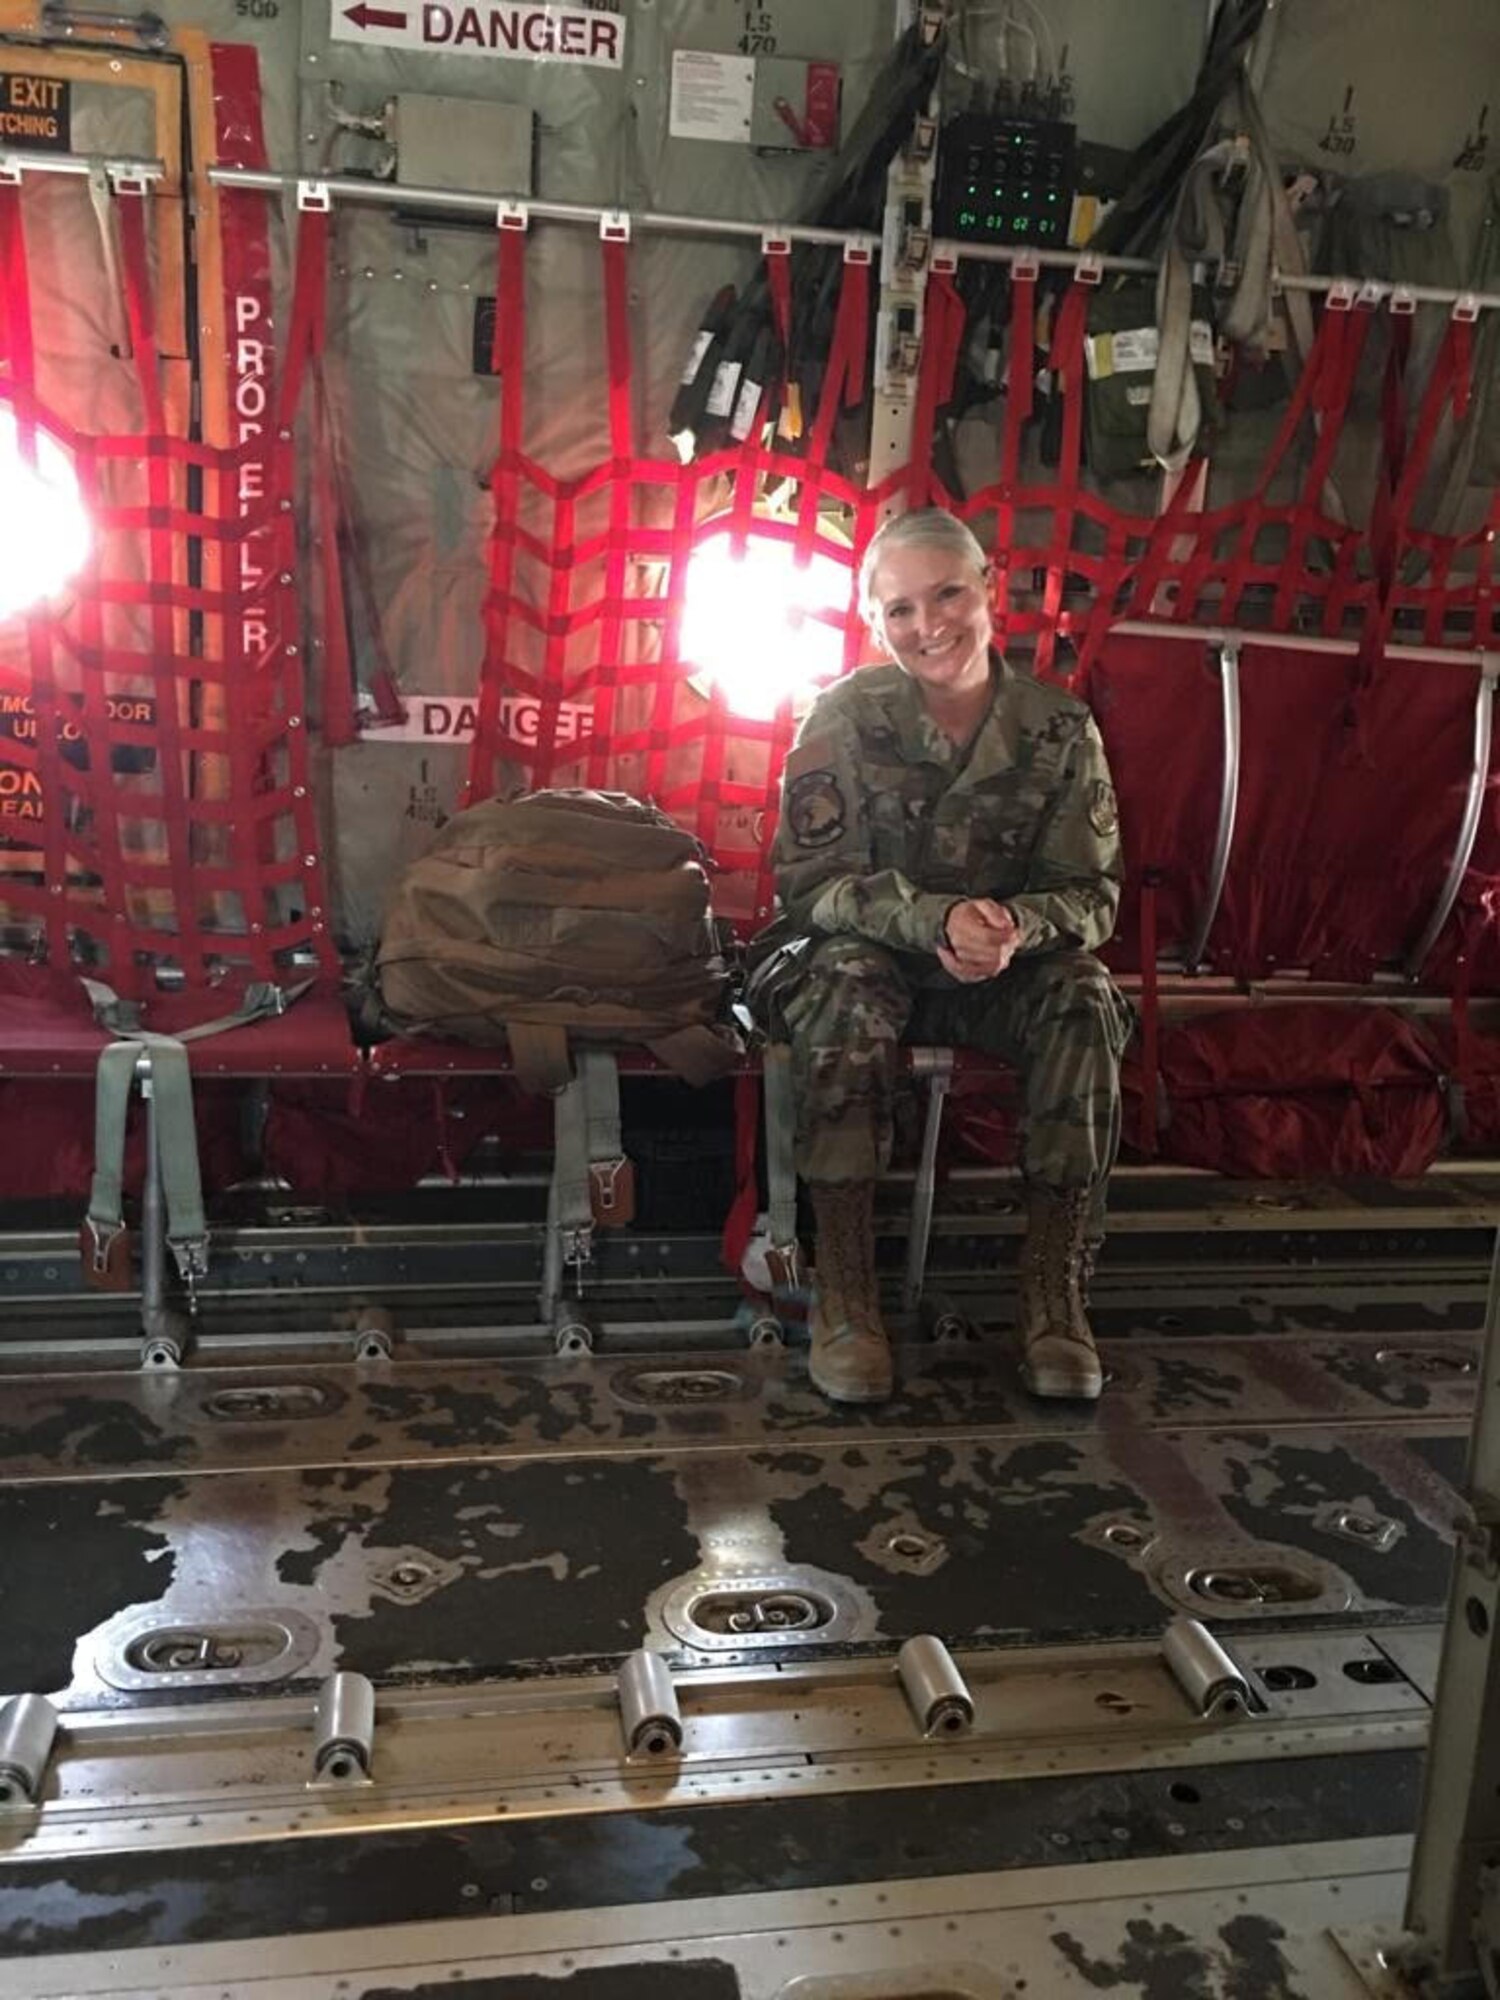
left=1088, top=778, right=1119, bottom=839
left=785, top=768, right=848, bottom=848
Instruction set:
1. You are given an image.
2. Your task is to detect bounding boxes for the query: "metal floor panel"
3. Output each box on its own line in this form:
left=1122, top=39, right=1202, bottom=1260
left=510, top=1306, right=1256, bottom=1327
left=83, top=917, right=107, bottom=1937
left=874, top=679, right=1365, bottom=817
left=1, top=1842, right=1415, bottom=1997
left=0, top=1750, right=1424, bottom=1961
left=0, top=1329, right=1479, bottom=1481
left=0, top=1409, right=1467, bottom=1703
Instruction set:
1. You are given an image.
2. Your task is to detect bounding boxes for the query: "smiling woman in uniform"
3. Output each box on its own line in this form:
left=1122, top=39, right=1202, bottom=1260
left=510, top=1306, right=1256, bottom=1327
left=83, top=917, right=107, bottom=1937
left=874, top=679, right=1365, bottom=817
left=756, top=507, right=1133, bottom=1406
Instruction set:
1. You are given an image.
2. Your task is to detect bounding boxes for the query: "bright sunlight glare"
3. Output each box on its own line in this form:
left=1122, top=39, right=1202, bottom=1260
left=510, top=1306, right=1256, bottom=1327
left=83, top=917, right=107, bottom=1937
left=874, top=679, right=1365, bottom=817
left=0, top=409, right=89, bottom=623
left=679, top=529, right=852, bottom=721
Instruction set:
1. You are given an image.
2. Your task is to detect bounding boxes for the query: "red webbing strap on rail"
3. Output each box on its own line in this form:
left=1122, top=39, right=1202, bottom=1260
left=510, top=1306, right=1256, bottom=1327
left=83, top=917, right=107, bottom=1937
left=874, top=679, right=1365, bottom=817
left=1449, top=889, right=1498, bottom=1124
left=991, top=273, right=1034, bottom=648
left=907, top=265, right=966, bottom=507
left=1175, top=299, right=1367, bottom=629
left=1032, top=280, right=1089, bottom=682
left=0, top=184, right=70, bottom=930
left=467, top=220, right=529, bottom=807
left=1269, top=301, right=1374, bottom=628
left=1357, top=316, right=1474, bottom=699
left=722, top=1068, right=761, bottom=1275
left=274, top=206, right=355, bottom=747
left=593, top=232, right=636, bottom=793
left=114, top=183, right=207, bottom=970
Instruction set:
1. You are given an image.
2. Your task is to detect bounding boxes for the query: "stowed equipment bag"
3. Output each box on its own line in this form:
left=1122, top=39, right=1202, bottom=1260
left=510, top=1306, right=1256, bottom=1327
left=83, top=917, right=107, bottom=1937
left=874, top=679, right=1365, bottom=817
left=376, top=788, right=737, bottom=1094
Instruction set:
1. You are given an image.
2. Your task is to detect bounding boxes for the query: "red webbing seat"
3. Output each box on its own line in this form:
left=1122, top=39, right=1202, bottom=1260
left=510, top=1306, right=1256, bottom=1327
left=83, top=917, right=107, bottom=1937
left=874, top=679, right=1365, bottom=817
left=0, top=966, right=110, bottom=1076
left=0, top=965, right=358, bottom=1078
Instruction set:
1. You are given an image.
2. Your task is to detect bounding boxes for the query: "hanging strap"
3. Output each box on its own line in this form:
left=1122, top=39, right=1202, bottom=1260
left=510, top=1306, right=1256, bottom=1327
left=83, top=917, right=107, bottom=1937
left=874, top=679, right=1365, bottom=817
left=722, top=1069, right=762, bottom=1275
left=762, top=1041, right=802, bottom=1291
left=81, top=1040, right=139, bottom=1288
left=78, top=979, right=315, bottom=1288
left=578, top=1047, right=634, bottom=1226
left=551, top=1069, right=596, bottom=1271
left=82, top=1035, right=207, bottom=1287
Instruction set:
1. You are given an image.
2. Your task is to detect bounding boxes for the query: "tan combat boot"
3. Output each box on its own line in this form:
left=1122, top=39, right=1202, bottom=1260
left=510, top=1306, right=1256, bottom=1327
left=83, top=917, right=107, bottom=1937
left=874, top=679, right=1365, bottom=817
left=1017, top=1183, right=1103, bottom=1401
left=808, top=1181, right=894, bottom=1404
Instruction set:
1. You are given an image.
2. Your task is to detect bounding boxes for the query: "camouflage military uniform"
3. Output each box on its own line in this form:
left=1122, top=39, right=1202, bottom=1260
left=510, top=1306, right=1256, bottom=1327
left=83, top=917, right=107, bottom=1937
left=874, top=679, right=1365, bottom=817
left=761, top=657, right=1132, bottom=1197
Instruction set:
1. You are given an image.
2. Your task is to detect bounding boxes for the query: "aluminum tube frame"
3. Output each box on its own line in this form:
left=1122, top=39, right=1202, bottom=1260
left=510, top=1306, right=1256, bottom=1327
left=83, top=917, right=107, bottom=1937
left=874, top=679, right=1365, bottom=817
left=0, top=150, right=163, bottom=184
left=0, top=150, right=1487, bottom=314
left=902, top=1049, right=953, bottom=1312
left=209, top=166, right=879, bottom=254
left=1276, top=269, right=1500, bottom=315
left=138, top=1059, right=166, bottom=1340
left=934, top=237, right=1158, bottom=278
left=1405, top=659, right=1500, bottom=981
left=1110, top=617, right=1496, bottom=672
left=1182, top=643, right=1243, bottom=975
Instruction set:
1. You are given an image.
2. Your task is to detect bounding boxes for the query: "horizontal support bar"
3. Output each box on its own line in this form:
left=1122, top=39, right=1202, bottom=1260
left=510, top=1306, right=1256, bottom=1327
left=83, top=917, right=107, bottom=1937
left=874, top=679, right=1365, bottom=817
left=1276, top=270, right=1500, bottom=316
left=209, top=166, right=879, bottom=253
left=934, top=237, right=1157, bottom=277
left=0, top=150, right=163, bottom=183
left=1110, top=618, right=1498, bottom=672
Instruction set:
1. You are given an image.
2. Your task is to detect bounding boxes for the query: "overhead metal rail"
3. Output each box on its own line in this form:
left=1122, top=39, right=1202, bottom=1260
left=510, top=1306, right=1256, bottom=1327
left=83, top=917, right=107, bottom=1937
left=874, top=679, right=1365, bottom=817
left=0, top=146, right=1490, bottom=318
left=0, top=150, right=164, bottom=189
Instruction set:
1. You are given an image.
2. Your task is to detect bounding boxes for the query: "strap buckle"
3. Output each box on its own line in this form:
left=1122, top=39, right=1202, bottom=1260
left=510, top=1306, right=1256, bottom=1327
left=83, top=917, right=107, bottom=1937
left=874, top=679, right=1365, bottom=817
left=845, top=238, right=875, bottom=266
left=296, top=179, right=332, bottom=213
left=588, top=1156, right=636, bottom=1227
left=80, top=1216, right=132, bottom=1292
left=561, top=1223, right=595, bottom=1273
left=764, top=1241, right=805, bottom=1294
left=243, top=981, right=287, bottom=1017
left=170, top=1236, right=210, bottom=1286
left=497, top=198, right=530, bottom=233
left=599, top=209, right=631, bottom=242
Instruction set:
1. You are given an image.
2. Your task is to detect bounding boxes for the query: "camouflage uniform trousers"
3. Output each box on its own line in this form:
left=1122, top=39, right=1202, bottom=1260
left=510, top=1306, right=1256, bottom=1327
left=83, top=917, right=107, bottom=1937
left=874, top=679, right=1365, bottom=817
left=778, top=936, right=1134, bottom=1222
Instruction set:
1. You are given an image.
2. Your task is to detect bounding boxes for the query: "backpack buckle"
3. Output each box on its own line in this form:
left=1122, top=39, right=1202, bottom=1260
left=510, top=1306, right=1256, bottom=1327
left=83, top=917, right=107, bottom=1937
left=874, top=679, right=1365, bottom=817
left=80, top=1217, right=132, bottom=1291
left=589, top=1157, right=636, bottom=1227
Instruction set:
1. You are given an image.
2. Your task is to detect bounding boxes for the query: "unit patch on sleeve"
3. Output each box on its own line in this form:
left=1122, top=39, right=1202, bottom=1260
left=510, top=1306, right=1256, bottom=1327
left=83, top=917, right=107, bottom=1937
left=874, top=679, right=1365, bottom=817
left=786, top=768, right=847, bottom=848
left=1088, top=779, right=1119, bottom=839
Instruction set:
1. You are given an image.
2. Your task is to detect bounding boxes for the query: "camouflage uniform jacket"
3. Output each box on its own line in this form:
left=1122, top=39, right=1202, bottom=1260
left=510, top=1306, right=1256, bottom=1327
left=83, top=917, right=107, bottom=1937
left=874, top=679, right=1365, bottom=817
left=772, top=657, right=1122, bottom=961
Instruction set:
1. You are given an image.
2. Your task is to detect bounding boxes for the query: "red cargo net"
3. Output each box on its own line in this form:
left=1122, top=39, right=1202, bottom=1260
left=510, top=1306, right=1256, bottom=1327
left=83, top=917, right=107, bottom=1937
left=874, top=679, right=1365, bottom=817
left=465, top=235, right=1500, bottom=986
left=0, top=178, right=334, bottom=1001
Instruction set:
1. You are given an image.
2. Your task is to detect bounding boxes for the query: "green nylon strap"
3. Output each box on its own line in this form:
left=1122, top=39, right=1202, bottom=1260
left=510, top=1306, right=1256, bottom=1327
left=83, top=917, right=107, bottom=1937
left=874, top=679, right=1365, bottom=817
left=763, top=1041, right=799, bottom=1261
left=81, top=979, right=314, bottom=1282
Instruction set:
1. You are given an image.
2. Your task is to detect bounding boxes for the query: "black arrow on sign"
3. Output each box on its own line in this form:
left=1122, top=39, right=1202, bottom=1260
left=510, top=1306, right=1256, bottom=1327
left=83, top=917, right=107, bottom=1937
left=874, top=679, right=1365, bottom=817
left=344, top=2, right=409, bottom=27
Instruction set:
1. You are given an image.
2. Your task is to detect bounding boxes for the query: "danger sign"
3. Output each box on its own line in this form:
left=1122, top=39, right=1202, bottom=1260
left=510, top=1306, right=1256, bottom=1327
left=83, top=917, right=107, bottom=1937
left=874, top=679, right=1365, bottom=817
left=333, top=0, right=625, bottom=67
left=369, top=692, right=593, bottom=748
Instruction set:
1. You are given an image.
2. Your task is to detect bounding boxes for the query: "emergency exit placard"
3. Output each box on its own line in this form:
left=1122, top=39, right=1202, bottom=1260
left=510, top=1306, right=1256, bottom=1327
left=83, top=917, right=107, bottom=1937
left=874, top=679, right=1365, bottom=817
left=333, top=0, right=625, bottom=67
left=0, top=74, right=71, bottom=153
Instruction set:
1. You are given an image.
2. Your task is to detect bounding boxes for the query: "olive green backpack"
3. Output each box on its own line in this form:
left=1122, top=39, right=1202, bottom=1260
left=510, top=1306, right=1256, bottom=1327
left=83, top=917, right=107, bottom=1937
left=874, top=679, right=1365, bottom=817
left=375, top=788, right=737, bottom=1093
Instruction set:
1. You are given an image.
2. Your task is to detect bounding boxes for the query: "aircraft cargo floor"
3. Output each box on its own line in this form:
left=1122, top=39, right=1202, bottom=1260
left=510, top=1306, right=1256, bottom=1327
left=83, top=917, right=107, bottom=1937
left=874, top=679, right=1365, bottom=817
left=0, top=1177, right=1491, bottom=1996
